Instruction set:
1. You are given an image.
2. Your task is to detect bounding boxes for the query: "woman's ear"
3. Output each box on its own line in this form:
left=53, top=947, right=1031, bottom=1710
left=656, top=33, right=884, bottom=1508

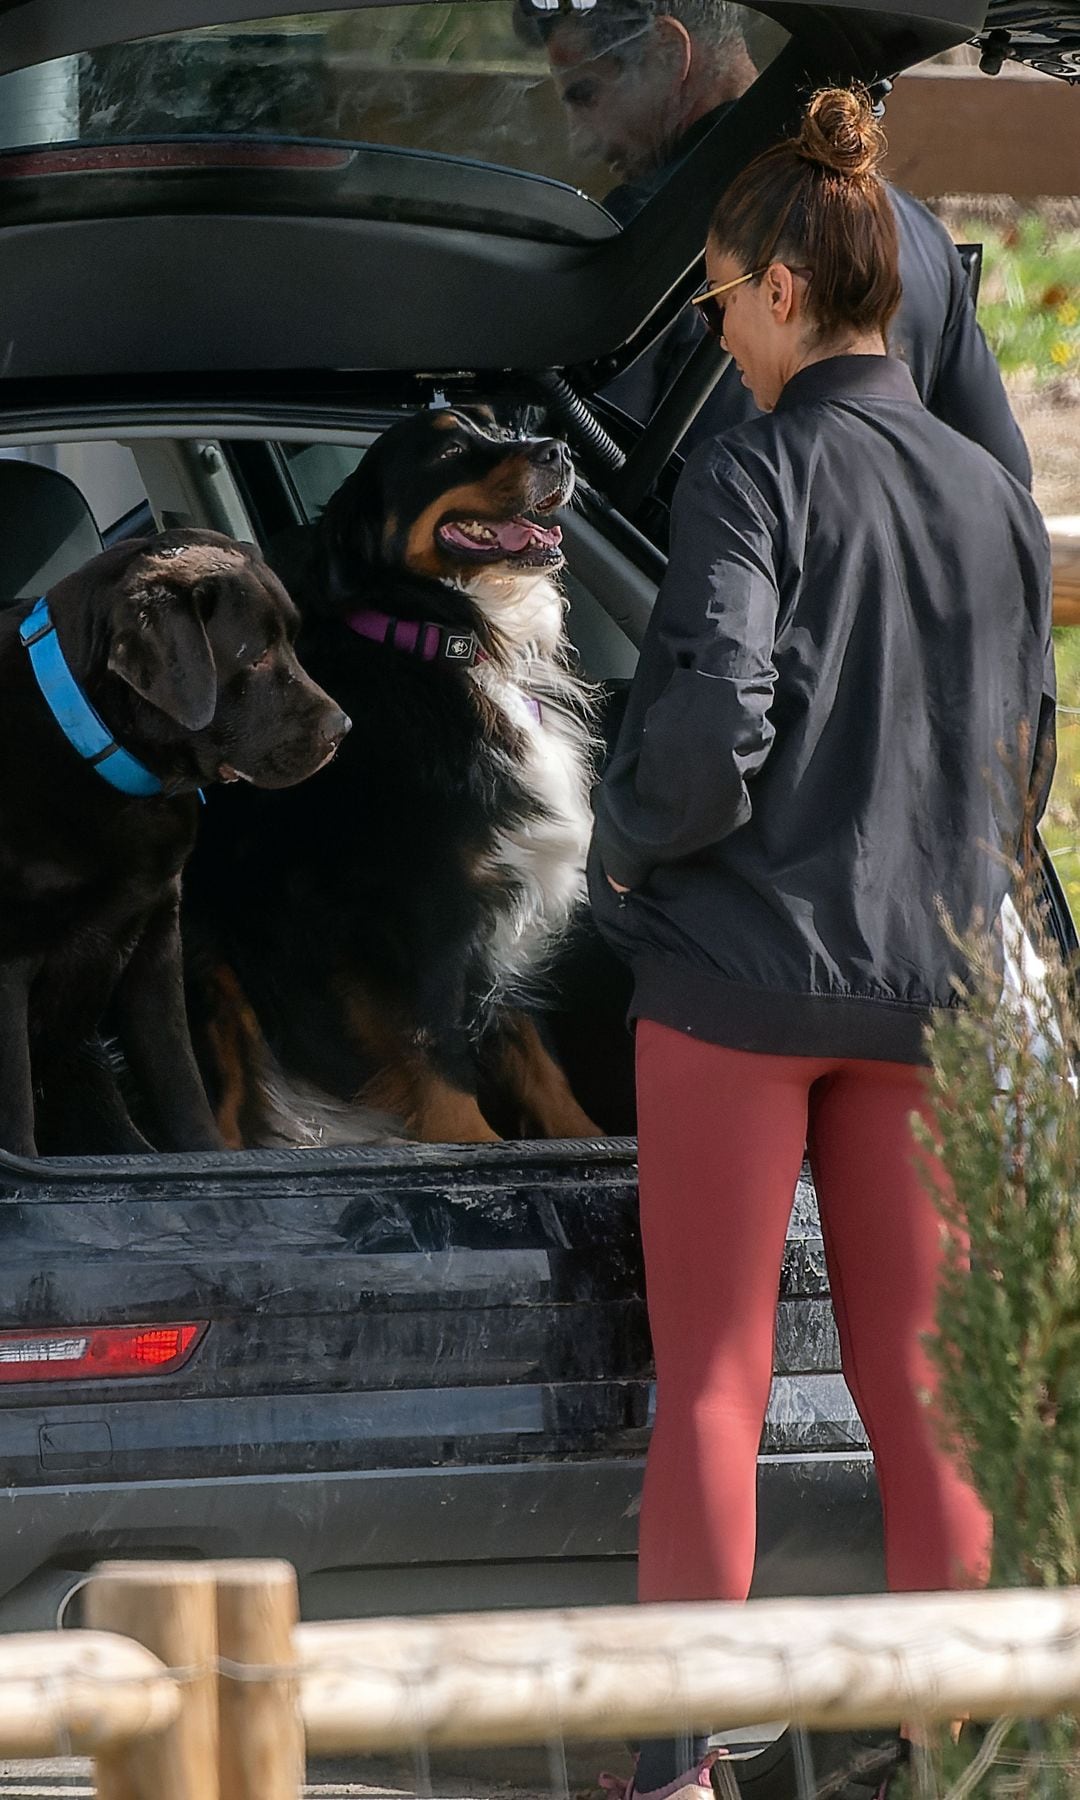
left=764, top=262, right=799, bottom=326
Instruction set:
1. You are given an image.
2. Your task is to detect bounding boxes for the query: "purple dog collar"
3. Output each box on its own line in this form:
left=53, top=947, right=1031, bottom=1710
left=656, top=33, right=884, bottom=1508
left=346, top=604, right=542, bottom=724
left=347, top=606, right=479, bottom=666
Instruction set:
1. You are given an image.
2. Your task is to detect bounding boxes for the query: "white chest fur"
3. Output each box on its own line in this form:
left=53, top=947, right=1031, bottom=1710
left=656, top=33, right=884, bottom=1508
left=466, top=569, right=596, bottom=1000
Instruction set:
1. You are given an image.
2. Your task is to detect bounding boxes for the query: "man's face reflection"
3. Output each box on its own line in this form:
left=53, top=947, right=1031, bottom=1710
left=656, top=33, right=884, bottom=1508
left=546, top=16, right=689, bottom=181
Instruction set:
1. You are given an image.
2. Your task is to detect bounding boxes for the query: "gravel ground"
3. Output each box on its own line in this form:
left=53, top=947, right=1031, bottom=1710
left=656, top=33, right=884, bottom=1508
left=0, top=1744, right=620, bottom=1799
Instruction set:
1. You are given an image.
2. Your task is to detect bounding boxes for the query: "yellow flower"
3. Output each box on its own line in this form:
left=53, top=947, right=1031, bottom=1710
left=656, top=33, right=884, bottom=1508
left=1058, top=302, right=1079, bottom=327
left=1050, top=339, right=1074, bottom=367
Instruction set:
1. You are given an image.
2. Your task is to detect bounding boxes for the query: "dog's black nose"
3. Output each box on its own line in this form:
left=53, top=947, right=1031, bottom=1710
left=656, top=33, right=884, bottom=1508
left=530, top=438, right=570, bottom=471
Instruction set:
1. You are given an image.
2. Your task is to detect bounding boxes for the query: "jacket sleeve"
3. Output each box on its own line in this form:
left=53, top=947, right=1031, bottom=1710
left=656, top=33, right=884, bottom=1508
left=593, top=451, right=780, bottom=889
left=929, top=229, right=1033, bottom=489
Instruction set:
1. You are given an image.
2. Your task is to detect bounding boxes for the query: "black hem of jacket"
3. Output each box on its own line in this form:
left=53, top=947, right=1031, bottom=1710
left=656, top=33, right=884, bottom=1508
left=630, top=957, right=937, bottom=1065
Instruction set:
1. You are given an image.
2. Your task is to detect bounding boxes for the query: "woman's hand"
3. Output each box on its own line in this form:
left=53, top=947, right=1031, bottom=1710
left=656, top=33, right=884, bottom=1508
left=607, top=876, right=630, bottom=895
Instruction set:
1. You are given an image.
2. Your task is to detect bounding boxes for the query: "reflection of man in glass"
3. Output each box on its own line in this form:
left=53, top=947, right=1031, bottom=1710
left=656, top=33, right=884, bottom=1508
left=541, top=0, right=758, bottom=218
left=523, top=0, right=1031, bottom=483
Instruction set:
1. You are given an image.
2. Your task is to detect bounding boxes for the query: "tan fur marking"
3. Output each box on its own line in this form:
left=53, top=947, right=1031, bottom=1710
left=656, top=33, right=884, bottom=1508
left=363, top=1063, right=499, bottom=1144
left=343, top=989, right=499, bottom=1143
left=205, top=964, right=259, bottom=1149
left=206, top=1021, right=244, bottom=1150
left=341, top=986, right=406, bottom=1064
left=403, top=461, right=543, bottom=578
left=495, top=1013, right=600, bottom=1139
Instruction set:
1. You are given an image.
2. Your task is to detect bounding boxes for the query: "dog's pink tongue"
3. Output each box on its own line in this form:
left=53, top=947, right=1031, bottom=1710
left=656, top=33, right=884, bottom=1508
left=495, top=518, right=562, bottom=552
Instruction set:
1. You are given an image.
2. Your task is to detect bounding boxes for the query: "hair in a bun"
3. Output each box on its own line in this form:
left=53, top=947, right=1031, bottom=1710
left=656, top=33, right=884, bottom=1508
left=795, top=87, right=886, bottom=180
left=707, top=84, right=901, bottom=341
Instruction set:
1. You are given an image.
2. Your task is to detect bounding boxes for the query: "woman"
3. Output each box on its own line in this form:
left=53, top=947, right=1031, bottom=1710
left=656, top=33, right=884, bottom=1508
left=589, top=87, right=1055, bottom=1800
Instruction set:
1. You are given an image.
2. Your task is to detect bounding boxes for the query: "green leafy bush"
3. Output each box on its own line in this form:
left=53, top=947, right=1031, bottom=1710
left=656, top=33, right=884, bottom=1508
left=921, top=891, right=1080, bottom=1592
left=886, top=833, right=1080, bottom=1794
left=959, top=214, right=1080, bottom=386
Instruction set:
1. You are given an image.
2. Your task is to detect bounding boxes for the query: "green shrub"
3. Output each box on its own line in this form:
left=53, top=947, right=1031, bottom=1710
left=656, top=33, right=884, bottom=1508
left=958, top=213, right=1080, bottom=386
left=920, top=884, right=1080, bottom=1592
left=887, top=837, right=1080, bottom=1794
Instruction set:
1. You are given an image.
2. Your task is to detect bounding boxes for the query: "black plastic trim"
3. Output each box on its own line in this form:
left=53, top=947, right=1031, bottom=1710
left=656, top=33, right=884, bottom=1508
left=0, top=371, right=582, bottom=431
left=0, top=1453, right=883, bottom=1627
left=0, top=1134, right=638, bottom=1194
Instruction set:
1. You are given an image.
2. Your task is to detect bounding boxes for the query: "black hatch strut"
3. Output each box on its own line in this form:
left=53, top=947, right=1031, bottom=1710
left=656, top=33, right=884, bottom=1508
left=607, top=333, right=732, bottom=518
left=533, top=332, right=731, bottom=524
left=532, top=370, right=626, bottom=483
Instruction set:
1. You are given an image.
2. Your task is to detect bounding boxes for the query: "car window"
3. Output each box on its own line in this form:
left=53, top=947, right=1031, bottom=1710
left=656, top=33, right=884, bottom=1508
left=280, top=441, right=362, bottom=522
left=0, top=3, right=788, bottom=230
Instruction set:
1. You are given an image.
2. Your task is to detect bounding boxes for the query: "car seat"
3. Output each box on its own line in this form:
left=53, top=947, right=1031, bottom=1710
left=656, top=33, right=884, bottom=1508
left=0, top=459, right=104, bottom=602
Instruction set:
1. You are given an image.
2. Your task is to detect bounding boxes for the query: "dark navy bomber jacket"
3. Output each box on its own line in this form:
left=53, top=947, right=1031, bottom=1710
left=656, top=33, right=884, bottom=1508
left=589, top=354, right=1056, bottom=1063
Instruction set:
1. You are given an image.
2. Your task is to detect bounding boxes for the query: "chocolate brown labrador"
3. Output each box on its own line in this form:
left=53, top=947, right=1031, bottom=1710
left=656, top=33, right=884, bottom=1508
left=0, top=529, right=349, bottom=1157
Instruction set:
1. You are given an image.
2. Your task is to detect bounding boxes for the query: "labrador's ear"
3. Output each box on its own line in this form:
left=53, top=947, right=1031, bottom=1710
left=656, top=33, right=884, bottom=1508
left=108, top=581, right=217, bottom=731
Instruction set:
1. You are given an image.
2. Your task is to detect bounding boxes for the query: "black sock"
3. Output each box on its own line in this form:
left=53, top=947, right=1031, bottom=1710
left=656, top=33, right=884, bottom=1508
left=634, top=1736, right=711, bottom=1793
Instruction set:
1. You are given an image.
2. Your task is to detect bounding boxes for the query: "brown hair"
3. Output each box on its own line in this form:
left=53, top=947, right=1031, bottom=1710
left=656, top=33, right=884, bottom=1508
left=708, top=86, right=902, bottom=341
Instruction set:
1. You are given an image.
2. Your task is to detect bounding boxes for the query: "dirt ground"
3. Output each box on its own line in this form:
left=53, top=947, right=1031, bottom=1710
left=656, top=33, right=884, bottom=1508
left=0, top=1745, right=612, bottom=1799
left=1010, top=383, right=1080, bottom=517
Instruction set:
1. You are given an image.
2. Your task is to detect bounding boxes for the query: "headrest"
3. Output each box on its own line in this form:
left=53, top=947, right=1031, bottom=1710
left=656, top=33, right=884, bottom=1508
left=0, top=459, right=104, bottom=600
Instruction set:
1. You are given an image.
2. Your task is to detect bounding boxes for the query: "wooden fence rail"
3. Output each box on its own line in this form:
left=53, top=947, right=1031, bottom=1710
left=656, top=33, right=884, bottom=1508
left=0, top=1627, right=177, bottom=1758
left=1053, top=522, right=1080, bottom=626
left=6, top=1561, right=1080, bottom=1795
left=295, top=1586, right=1080, bottom=1754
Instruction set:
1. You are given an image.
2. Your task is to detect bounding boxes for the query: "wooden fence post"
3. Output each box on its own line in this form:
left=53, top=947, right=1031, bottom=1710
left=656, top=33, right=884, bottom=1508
left=84, top=1562, right=219, bottom=1800
left=212, top=1558, right=304, bottom=1800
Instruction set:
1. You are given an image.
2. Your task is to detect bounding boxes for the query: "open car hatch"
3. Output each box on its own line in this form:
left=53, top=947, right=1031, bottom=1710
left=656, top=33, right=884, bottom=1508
left=0, top=0, right=1044, bottom=387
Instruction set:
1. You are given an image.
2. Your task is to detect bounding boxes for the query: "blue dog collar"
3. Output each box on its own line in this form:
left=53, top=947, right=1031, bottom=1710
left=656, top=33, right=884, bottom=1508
left=20, top=596, right=165, bottom=798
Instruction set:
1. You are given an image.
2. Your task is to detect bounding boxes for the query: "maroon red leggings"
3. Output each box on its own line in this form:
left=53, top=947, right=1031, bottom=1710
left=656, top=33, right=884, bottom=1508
left=635, top=1019, right=992, bottom=1603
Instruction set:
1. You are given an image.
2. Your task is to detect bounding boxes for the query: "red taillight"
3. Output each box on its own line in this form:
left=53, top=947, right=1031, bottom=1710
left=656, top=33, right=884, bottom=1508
left=0, top=1322, right=204, bottom=1383
left=0, top=141, right=353, bottom=179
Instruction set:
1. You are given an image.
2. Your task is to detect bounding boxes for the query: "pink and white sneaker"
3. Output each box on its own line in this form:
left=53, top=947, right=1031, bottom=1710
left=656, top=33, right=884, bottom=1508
left=598, top=1749, right=737, bottom=1800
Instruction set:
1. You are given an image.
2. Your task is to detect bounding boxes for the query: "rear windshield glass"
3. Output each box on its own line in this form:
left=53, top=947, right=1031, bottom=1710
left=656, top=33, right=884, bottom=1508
left=0, top=3, right=789, bottom=224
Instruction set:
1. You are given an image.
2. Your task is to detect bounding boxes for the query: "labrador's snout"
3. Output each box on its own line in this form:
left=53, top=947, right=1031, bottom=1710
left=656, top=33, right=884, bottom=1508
left=321, top=705, right=352, bottom=748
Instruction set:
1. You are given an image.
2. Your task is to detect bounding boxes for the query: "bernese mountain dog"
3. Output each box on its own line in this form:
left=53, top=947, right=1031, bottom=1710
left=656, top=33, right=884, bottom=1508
left=183, top=407, right=603, bottom=1146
